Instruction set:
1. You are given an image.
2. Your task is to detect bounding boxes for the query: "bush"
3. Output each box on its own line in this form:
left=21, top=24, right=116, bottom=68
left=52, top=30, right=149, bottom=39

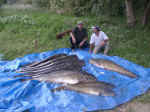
left=0, top=0, right=6, bottom=6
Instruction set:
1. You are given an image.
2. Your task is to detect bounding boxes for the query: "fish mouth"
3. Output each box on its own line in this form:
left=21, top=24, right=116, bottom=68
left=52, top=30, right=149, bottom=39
left=96, top=64, right=104, bottom=69
left=90, top=59, right=101, bottom=67
left=90, top=61, right=105, bottom=69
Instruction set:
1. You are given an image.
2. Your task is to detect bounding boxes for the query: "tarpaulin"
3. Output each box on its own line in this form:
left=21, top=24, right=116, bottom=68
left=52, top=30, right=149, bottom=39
left=0, top=48, right=150, bottom=112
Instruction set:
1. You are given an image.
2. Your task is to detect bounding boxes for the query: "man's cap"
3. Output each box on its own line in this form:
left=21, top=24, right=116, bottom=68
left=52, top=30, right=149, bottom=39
left=77, top=21, right=83, bottom=25
left=91, top=26, right=101, bottom=31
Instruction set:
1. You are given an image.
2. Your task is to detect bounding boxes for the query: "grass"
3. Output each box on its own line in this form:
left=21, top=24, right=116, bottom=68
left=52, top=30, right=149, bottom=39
left=0, top=8, right=150, bottom=110
left=0, top=9, right=150, bottom=67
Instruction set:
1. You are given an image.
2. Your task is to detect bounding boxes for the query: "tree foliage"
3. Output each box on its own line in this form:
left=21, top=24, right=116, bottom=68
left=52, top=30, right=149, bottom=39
left=31, top=0, right=125, bottom=16
left=2, top=0, right=149, bottom=26
left=0, top=0, right=6, bottom=6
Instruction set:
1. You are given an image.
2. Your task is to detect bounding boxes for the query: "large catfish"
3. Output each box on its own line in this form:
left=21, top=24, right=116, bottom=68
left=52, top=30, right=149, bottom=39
left=89, top=58, right=137, bottom=78
left=52, top=81, right=115, bottom=96
left=18, top=70, right=97, bottom=85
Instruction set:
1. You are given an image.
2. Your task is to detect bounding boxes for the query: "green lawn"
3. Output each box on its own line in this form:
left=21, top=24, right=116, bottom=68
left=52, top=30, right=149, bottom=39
left=0, top=9, right=150, bottom=67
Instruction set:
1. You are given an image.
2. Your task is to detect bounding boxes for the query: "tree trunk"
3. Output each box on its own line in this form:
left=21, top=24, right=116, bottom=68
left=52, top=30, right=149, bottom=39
left=142, top=0, right=150, bottom=26
left=125, top=0, right=136, bottom=27
left=109, top=0, right=113, bottom=16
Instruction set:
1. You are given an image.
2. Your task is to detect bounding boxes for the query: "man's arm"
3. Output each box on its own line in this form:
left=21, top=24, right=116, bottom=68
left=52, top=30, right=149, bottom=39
left=79, top=28, right=88, bottom=47
left=89, top=33, right=95, bottom=53
left=100, top=32, right=109, bottom=46
left=79, top=37, right=88, bottom=47
left=100, top=38, right=109, bottom=47
left=70, top=32, right=76, bottom=44
left=89, top=43, right=94, bottom=53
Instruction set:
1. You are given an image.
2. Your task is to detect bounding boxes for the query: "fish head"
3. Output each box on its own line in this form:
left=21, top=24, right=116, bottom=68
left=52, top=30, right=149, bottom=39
left=89, top=59, right=105, bottom=69
left=99, top=89, right=115, bottom=96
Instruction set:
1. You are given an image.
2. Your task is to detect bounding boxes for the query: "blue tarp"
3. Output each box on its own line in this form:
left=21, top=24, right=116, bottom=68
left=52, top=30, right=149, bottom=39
left=0, top=48, right=150, bottom=112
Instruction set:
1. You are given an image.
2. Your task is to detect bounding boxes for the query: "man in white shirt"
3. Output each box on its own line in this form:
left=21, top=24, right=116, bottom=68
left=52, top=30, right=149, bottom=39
left=89, top=26, right=109, bottom=55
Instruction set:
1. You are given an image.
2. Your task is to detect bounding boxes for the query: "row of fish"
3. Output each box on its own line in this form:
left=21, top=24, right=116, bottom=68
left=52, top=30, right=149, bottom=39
left=15, top=53, right=137, bottom=96
left=16, top=54, right=115, bottom=96
left=19, top=70, right=115, bottom=96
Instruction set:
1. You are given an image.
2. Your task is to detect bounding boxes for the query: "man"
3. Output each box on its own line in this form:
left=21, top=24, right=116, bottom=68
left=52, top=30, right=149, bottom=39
left=70, top=21, right=89, bottom=50
left=89, top=26, right=109, bottom=55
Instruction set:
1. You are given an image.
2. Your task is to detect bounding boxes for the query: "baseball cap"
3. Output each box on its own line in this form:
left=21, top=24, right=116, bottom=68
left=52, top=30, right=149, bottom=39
left=91, top=26, right=101, bottom=31
left=77, top=21, right=83, bottom=25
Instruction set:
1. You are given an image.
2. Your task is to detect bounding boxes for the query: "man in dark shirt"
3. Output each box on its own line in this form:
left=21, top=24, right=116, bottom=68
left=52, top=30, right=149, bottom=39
left=70, top=21, right=89, bottom=50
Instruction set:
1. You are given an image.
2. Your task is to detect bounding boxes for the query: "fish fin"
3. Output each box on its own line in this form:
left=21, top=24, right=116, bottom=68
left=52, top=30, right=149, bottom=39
left=51, top=86, right=65, bottom=92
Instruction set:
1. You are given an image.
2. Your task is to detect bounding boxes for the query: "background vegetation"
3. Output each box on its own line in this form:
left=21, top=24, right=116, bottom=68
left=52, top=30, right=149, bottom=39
left=0, top=9, right=150, bottom=66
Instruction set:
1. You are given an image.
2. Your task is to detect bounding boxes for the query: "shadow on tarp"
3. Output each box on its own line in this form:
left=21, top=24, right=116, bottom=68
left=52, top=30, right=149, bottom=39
left=0, top=48, right=150, bottom=112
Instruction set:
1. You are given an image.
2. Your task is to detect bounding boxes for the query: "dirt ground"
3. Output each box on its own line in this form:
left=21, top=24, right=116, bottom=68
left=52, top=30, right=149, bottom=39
left=86, top=101, right=150, bottom=112
left=87, top=91, right=150, bottom=112
left=101, top=101, right=150, bottom=112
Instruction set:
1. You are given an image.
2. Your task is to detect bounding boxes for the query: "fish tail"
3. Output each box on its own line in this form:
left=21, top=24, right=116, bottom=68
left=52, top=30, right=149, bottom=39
left=129, top=72, right=137, bottom=78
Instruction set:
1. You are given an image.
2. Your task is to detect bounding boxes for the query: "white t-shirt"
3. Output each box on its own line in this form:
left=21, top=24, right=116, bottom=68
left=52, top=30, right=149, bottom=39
left=90, top=31, right=108, bottom=46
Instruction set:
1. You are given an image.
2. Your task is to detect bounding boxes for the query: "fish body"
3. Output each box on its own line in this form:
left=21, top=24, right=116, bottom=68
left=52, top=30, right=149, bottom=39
left=89, top=59, right=137, bottom=78
left=20, top=70, right=97, bottom=85
left=52, top=81, right=115, bottom=96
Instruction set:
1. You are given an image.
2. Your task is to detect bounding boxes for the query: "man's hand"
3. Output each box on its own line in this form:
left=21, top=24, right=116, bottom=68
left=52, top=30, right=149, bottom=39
left=72, top=37, right=76, bottom=44
left=79, top=41, right=84, bottom=47
left=89, top=44, right=94, bottom=53
left=79, top=37, right=88, bottom=48
left=100, top=41, right=105, bottom=47
left=70, top=32, right=76, bottom=44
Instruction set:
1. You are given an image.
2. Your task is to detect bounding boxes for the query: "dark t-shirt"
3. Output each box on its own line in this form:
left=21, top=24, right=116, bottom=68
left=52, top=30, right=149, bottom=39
left=72, top=27, right=88, bottom=43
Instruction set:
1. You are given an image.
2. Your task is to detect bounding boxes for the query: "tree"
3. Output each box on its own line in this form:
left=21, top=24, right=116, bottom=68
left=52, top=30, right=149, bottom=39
left=142, top=0, right=150, bottom=26
left=125, top=0, right=136, bottom=27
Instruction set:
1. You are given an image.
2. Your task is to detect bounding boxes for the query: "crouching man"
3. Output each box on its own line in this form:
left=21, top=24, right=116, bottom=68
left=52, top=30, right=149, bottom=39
left=89, top=26, right=109, bottom=55
left=70, top=21, right=89, bottom=50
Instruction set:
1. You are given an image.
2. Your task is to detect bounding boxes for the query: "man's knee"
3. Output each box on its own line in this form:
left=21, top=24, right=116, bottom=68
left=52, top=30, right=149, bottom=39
left=81, top=41, right=89, bottom=48
left=104, top=43, right=109, bottom=54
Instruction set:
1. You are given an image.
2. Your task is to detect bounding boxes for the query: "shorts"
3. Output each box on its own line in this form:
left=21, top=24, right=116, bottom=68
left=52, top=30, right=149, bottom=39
left=93, top=42, right=109, bottom=54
